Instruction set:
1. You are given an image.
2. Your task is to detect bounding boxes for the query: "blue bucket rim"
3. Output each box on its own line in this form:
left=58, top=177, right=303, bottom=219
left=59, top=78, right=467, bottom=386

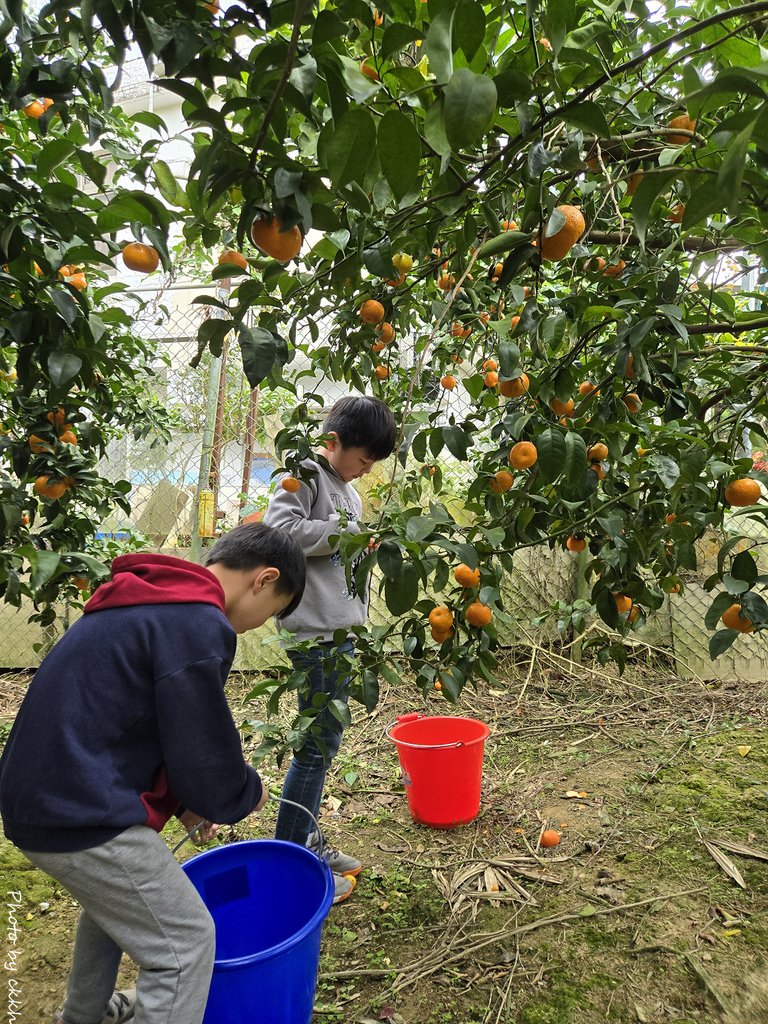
left=182, top=839, right=334, bottom=971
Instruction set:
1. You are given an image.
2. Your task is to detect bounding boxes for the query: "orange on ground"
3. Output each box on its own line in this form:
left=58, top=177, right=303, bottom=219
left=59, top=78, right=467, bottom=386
left=375, top=321, right=395, bottom=343
left=440, top=374, right=457, bottom=390
left=724, top=478, right=761, bottom=506
left=613, top=593, right=632, bottom=614
left=454, top=564, right=480, bottom=588
left=428, top=605, right=454, bottom=632
left=374, top=365, right=390, bottom=380
left=550, top=397, right=575, bottom=417
left=484, top=370, right=499, bottom=388
left=489, top=470, right=514, bottom=494
left=218, top=250, right=248, bottom=270
left=122, top=242, right=160, bottom=273
left=499, top=373, right=529, bottom=398
left=623, top=392, right=641, bottom=413
left=482, top=358, right=498, bottom=371
left=509, top=441, right=537, bottom=469
left=34, top=475, right=71, bottom=500
left=360, top=58, right=380, bottom=81
left=588, top=442, right=608, bottom=463
left=539, top=205, right=585, bottom=261
left=250, top=216, right=302, bottom=262
left=722, top=604, right=755, bottom=633
left=566, top=536, right=586, bottom=553
left=539, top=829, right=561, bottom=848
left=360, top=299, right=385, bottom=324
left=668, top=113, right=696, bottom=145
left=29, top=434, right=53, bottom=454
left=281, top=477, right=301, bottom=493
left=465, top=601, right=492, bottom=627
left=604, top=259, right=626, bottom=278
left=58, top=430, right=77, bottom=445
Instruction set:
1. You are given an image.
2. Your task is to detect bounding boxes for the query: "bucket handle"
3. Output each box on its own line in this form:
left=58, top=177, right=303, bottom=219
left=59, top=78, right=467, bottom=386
left=385, top=716, right=464, bottom=750
left=171, top=796, right=327, bottom=861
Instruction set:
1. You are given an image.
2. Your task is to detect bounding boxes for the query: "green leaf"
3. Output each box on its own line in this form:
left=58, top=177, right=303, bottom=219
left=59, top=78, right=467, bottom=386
left=475, top=229, right=531, bottom=259
left=631, top=169, right=677, bottom=249
left=425, top=7, right=456, bottom=86
left=424, top=99, right=452, bottom=165
left=444, top=69, right=497, bottom=150
left=443, top=424, right=470, bottom=460
left=455, top=0, right=486, bottom=60
left=406, top=516, right=436, bottom=541
left=37, top=139, right=76, bottom=178
left=377, top=110, right=421, bottom=200
left=29, top=550, right=61, bottom=590
left=705, top=592, right=737, bottom=630
left=385, top=561, right=419, bottom=614
left=97, top=194, right=155, bottom=232
left=153, top=160, right=187, bottom=207
left=731, top=550, right=758, bottom=585
left=321, top=108, right=377, bottom=189
left=238, top=326, right=277, bottom=387
left=380, top=23, right=424, bottom=61
left=536, top=428, right=566, bottom=483
left=377, top=540, right=403, bottom=580
left=560, top=101, right=611, bottom=137
left=595, top=587, right=618, bottom=629
left=50, top=289, right=79, bottom=327
left=717, top=121, right=754, bottom=215
left=563, top=431, right=587, bottom=489
left=709, top=629, right=739, bottom=659
left=47, top=351, right=83, bottom=387
left=329, top=699, right=352, bottom=728
left=650, top=454, right=680, bottom=489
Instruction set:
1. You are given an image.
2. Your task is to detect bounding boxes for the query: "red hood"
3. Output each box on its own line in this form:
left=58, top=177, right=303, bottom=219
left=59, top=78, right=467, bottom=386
left=84, top=554, right=226, bottom=614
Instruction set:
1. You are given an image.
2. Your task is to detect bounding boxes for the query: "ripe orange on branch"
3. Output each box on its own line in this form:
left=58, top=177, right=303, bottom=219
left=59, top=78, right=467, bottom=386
left=667, top=113, right=696, bottom=144
left=566, top=536, right=586, bottom=552
left=509, top=441, right=537, bottom=469
left=122, top=242, right=160, bottom=273
left=489, top=470, right=514, bottom=493
left=436, top=273, right=455, bottom=291
left=360, top=58, right=380, bottom=81
left=721, top=604, right=755, bottom=633
left=218, top=250, right=248, bottom=270
left=588, top=442, right=608, bottom=463
left=613, top=593, right=632, bottom=614
left=47, top=408, right=67, bottom=430
left=29, top=434, right=53, bottom=454
left=724, top=478, right=760, bottom=506
left=622, top=393, right=642, bottom=414
left=250, top=216, right=302, bottom=262
left=360, top=299, right=385, bottom=324
left=539, top=205, right=585, bottom=261
left=604, top=259, right=626, bottom=278
left=440, top=374, right=457, bottom=390
left=483, top=370, right=499, bottom=388
left=550, top=397, right=575, bottom=417
left=281, top=477, right=301, bottom=493
left=23, top=97, right=54, bottom=118
left=454, top=564, right=480, bottom=588
left=465, top=601, right=492, bottom=627
left=374, top=365, right=390, bottom=380
left=428, top=605, right=454, bottom=632
left=375, top=321, right=395, bottom=343
left=498, top=373, right=529, bottom=398
left=34, top=475, right=71, bottom=500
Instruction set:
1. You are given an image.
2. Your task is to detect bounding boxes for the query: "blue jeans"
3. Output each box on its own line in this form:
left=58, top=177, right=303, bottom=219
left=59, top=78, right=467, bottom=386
left=275, top=639, right=355, bottom=845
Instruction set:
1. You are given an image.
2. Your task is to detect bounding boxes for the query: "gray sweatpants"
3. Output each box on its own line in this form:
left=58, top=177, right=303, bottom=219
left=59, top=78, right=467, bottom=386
left=22, top=825, right=215, bottom=1024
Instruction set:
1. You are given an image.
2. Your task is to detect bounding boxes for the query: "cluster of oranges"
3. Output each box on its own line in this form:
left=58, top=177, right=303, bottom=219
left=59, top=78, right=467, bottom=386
left=359, top=299, right=393, bottom=381
left=29, top=408, right=78, bottom=500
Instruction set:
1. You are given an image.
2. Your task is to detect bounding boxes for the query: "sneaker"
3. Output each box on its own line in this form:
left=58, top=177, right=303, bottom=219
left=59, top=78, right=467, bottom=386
left=333, top=872, right=356, bottom=905
left=51, top=989, right=136, bottom=1024
left=307, top=830, right=362, bottom=877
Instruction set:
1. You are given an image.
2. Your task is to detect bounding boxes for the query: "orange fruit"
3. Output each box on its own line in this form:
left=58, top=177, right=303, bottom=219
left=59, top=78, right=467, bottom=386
left=218, top=250, right=248, bottom=270
left=281, top=477, right=301, bottom=493
left=72, top=576, right=90, bottom=591
left=58, top=264, right=77, bottom=277
left=466, top=601, right=492, bottom=627
left=579, top=381, right=599, bottom=397
left=501, top=219, right=518, bottom=230
left=622, top=392, right=641, bottom=414
left=250, top=216, right=302, bottom=262
left=454, top=564, right=480, bottom=588
left=721, top=604, right=754, bottom=633
left=34, top=475, right=71, bottom=500
left=509, top=441, right=537, bottom=469
left=509, top=315, right=521, bottom=331
left=68, top=272, right=87, bottom=291
left=373, top=8, right=383, bottom=25
left=360, top=58, right=380, bottom=81
left=588, top=256, right=606, bottom=271
left=498, top=373, right=529, bottom=398
left=21, top=513, right=30, bottom=526
left=374, top=365, right=390, bottom=380
left=479, top=311, right=490, bottom=324
left=539, top=37, right=553, bottom=51
left=23, top=98, right=53, bottom=118
left=665, top=513, right=677, bottom=525
left=613, top=593, right=632, bottom=614
left=625, top=354, right=636, bottom=379
left=550, top=397, right=575, bottom=417
left=451, top=355, right=463, bottom=364
left=484, top=370, right=499, bottom=388
left=441, top=374, right=457, bottom=390
left=371, top=341, right=386, bottom=354
left=604, top=259, right=626, bottom=278
left=539, top=205, right=585, bottom=260
left=375, top=321, right=395, bottom=343
left=47, top=408, right=67, bottom=430
left=489, top=469, right=514, bottom=493
left=58, top=429, right=77, bottom=445
left=204, top=0, right=219, bottom=12
left=437, top=273, right=455, bottom=290
left=385, top=273, right=406, bottom=287
left=590, top=463, right=606, bottom=480
left=539, top=829, right=561, bottom=848
left=122, top=242, right=160, bottom=273
left=483, top=358, right=498, bottom=372
left=431, top=627, right=453, bottom=643
left=434, top=679, right=442, bottom=691
left=626, top=171, right=644, bottom=196
left=668, top=203, right=685, bottom=224
left=428, top=605, right=454, bottom=632
left=724, top=478, right=761, bottom=507
left=566, top=536, right=586, bottom=552
left=360, top=299, right=385, bottom=324
left=588, top=442, right=608, bottom=463
left=29, top=434, right=53, bottom=454
left=392, top=252, right=413, bottom=274
left=668, top=113, right=696, bottom=145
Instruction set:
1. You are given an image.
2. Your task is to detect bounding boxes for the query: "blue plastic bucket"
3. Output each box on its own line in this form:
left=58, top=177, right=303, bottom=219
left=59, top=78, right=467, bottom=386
left=182, top=840, right=334, bottom=1024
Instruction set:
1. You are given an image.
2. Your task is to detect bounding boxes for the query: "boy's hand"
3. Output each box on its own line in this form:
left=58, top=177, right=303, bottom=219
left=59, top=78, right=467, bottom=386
left=179, top=809, right=219, bottom=845
left=254, top=788, right=270, bottom=812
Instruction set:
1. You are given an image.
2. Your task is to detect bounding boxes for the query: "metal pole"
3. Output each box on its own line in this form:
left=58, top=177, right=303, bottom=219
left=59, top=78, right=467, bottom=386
left=239, top=387, right=259, bottom=512
left=209, top=336, right=228, bottom=504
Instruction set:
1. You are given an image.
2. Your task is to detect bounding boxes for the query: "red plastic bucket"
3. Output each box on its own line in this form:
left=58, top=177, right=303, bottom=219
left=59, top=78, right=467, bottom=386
left=387, top=713, right=490, bottom=828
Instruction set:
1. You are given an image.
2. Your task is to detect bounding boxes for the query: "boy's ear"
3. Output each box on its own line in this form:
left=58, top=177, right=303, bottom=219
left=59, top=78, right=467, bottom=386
left=324, top=431, right=339, bottom=451
left=254, top=567, right=280, bottom=590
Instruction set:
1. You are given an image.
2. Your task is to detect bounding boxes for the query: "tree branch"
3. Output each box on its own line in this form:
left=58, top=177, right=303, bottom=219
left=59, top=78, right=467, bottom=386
left=586, top=230, right=743, bottom=252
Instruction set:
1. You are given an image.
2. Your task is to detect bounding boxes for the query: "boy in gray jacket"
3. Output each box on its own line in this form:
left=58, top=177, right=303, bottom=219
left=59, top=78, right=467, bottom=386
left=264, top=395, right=396, bottom=903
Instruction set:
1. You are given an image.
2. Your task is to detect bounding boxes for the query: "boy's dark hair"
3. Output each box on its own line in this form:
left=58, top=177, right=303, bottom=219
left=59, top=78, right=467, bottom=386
left=324, top=396, right=397, bottom=461
left=205, top=522, right=306, bottom=618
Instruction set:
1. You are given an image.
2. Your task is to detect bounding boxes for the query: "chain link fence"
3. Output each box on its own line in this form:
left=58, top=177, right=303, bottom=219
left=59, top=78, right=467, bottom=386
left=2, top=281, right=767, bottom=682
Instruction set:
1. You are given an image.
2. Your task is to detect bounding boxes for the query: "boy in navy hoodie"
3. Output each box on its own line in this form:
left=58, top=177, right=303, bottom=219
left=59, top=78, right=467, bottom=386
left=0, top=522, right=305, bottom=1024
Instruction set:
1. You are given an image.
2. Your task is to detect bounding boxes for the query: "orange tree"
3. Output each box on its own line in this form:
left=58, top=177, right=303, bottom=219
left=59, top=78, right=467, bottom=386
left=4, top=2, right=768, bottom=697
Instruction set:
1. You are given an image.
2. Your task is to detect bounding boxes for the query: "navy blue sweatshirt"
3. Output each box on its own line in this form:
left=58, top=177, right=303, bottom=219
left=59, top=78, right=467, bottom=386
left=0, top=554, right=262, bottom=852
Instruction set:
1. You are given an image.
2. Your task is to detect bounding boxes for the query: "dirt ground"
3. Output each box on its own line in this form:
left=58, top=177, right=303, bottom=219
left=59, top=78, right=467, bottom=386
left=1, top=647, right=767, bottom=1024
